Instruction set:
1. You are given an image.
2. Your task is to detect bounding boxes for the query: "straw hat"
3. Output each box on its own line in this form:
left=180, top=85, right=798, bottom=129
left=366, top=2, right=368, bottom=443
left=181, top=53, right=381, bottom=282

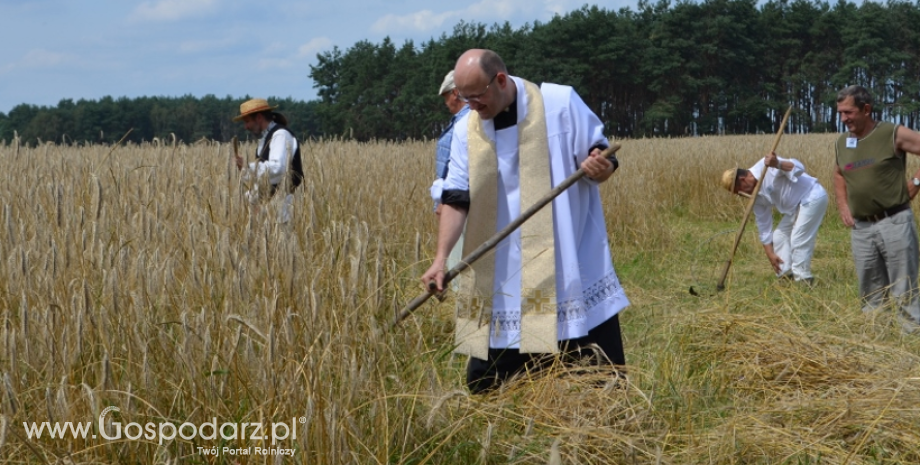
left=438, top=70, right=456, bottom=96
left=721, top=168, right=739, bottom=193
left=233, top=98, right=277, bottom=122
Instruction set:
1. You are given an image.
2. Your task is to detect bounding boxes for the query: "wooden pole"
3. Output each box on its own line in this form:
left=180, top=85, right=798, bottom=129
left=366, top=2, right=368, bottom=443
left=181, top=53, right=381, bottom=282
left=227, top=136, right=239, bottom=218
left=715, top=107, right=793, bottom=291
left=98, top=128, right=134, bottom=168
left=391, top=144, right=621, bottom=329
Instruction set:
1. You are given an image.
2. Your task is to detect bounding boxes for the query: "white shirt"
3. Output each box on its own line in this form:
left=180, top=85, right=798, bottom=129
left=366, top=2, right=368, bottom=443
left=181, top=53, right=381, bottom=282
left=243, top=121, right=298, bottom=187
left=750, top=157, right=818, bottom=244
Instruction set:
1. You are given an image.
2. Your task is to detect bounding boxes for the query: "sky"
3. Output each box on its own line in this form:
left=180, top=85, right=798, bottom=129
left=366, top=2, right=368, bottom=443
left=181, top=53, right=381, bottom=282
left=0, top=0, right=639, bottom=115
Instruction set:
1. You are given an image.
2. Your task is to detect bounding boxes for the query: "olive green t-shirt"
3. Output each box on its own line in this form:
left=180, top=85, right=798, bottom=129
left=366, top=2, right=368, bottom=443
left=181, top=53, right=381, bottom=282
left=835, top=121, right=907, bottom=218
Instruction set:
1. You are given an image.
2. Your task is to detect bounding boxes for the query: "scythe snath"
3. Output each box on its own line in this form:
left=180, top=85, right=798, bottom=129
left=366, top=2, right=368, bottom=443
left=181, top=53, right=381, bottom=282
left=711, top=106, right=793, bottom=292
left=392, top=144, right=621, bottom=329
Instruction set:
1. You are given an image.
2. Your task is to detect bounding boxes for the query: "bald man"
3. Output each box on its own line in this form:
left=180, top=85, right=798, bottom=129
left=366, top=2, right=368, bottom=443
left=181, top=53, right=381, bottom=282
left=421, top=49, right=630, bottom=393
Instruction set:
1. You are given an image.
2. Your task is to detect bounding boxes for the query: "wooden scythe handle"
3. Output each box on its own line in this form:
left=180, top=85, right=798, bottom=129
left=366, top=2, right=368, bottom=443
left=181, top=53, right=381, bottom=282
left=715, top=107, right=793, bottom=291
left=392, top=143, right=622, bottom=329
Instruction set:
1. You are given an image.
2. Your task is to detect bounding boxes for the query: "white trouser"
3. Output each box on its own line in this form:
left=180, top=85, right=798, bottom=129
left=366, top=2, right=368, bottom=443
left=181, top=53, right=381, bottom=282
left=772, top=183, right=828, bottom=280
left=246, top=188, right=294, bottom=224
left=276, top=193, right=294, bottom=224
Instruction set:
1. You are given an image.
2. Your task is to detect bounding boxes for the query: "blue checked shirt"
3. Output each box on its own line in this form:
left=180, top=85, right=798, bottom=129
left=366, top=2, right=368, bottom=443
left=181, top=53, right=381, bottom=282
left=435, top=105, right=470, bottom=179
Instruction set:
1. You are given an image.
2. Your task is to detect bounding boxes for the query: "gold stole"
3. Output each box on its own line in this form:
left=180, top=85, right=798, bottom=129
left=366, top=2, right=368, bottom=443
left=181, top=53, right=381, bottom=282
left=454, top=79, right=558, bottom=360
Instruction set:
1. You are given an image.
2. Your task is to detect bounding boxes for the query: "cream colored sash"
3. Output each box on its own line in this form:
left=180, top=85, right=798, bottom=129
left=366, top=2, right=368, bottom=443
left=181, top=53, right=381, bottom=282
left=455, top=79, right=557, bottom=359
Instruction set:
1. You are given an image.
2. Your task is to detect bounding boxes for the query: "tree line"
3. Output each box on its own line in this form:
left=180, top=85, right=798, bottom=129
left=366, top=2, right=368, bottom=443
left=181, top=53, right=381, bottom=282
left=0, top=95, right=321, bottom=146
left=3, top=0, right=920, bottom=144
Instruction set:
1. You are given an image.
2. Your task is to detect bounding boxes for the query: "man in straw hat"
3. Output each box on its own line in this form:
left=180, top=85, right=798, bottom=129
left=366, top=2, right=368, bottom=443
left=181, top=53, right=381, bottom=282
left=834, top=85, right=920, bottom=333
left=429, top=70, right=470, bottom=283
left=721, top=152, right=828, bottom=285
left=233, top=98, right=304, bottom=223
left=420, top=49, right=629, bottom=394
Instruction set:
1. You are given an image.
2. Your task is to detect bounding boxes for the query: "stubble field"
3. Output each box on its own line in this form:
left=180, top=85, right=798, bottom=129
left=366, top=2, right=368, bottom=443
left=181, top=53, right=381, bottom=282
left=0, top=133, right=919, bottom=464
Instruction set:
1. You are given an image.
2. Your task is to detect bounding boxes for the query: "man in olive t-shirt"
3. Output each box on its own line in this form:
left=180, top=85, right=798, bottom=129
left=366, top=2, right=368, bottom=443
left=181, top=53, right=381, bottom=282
left=834, top=85, right=920, bottom=333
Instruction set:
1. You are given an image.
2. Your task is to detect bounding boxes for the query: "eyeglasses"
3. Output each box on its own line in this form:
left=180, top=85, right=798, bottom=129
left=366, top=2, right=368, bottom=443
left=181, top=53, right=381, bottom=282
left=458, top=74, right=497, bottom=103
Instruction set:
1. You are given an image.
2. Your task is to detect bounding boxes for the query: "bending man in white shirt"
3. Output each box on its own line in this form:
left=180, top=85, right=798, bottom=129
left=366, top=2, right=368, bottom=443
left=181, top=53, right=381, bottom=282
left=721, top=151, right=828, bottom=283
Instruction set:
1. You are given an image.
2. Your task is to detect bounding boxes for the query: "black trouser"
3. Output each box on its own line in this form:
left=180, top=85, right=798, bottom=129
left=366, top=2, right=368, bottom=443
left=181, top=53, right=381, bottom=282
left=465, top=314, right=625, bottom=394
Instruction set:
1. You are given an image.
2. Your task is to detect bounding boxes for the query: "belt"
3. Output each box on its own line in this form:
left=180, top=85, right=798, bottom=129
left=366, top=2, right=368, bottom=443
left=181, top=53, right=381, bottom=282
left=855, top=202, right=910, bottom=223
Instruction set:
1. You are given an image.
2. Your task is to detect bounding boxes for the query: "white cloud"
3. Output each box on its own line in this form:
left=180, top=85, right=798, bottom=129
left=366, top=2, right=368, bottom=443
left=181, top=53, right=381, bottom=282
left=541, top=0, right=587, bottom=16
left=369, top=0, right=547, bottom=35
left=257, top=57, right=294, bottom=70
left=20, top=48, right=75, bottom=67
left=371, top=9, right=458, bottom=34
left=263, top=42, right=288, bottom=55
left=250, top=38, right=335, bottom=71
left=1, top=48, right=77, bottom=74
left=130, top=0, right=217, bottom=22
left=366, top=0, right=640, bottom=37
left=464, top=0, right=533, bottom=18
left=297, top=37, right=334, bottom=58
left=178, top=37, right=236, bottom=53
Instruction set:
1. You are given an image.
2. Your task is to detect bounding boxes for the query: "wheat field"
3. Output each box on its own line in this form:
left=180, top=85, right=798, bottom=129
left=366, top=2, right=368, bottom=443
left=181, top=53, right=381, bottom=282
left=0, top=133, right=918, bottom=464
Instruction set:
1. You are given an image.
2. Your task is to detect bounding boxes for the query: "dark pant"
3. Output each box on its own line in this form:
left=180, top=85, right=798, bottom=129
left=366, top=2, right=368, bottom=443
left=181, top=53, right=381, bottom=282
left=466, top=314, right=625, bottom=394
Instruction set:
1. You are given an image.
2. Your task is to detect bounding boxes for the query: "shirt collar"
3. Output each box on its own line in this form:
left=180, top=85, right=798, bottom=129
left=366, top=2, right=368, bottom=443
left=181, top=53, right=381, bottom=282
left=261, top=121, right=277, bottom=139
left=452, top=105, right=470, bottom=123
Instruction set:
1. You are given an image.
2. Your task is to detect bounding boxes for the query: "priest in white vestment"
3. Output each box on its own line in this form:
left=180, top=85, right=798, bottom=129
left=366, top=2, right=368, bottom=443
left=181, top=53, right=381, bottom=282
left=421, top=49, right=630, bottom=393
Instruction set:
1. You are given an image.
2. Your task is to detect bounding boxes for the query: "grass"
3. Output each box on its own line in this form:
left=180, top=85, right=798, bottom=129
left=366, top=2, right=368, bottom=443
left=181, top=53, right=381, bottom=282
left=0, top=133, right=918, bottom=464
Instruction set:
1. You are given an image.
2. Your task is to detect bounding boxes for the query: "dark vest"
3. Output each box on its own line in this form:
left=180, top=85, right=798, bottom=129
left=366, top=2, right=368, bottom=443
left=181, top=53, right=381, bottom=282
left=258, top=125, right=304, bottom=195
